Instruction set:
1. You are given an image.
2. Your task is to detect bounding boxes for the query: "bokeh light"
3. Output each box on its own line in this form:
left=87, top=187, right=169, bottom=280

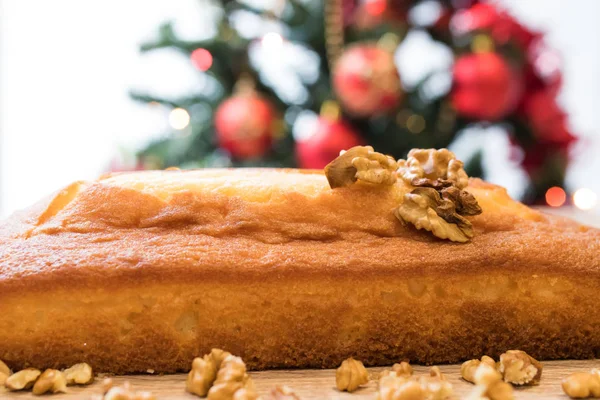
left=261, top=32, right=283, bottom=49
left=190, top=48, right=213, bottom=71
left=406, top=114, right=426, bottom=134
left=545, top=186, right=566, bottom=207
left=169, top=108, right=190, bottom=130
left=365, top=0, right=387, bottom=16
left=573, top=188, right=598, bottom=210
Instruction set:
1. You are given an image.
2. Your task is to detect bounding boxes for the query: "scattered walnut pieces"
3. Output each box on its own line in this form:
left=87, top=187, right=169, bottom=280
left=187, top=349, right=257, bottom=400
left=335, top=357, right=369, bottom=392
left=64, top=362, right=94, bottom=385
left=461, top=356, right=496, bottom=383
left=1, top=361, right=93, bottom=396
left=267, top=385, right=301, bottom=399
left=5, top=368, right=41, bottom=391
left=325, top=146, right=397, bottom=188
left=397, top=148, right=468, bottom=189
left=498, top=350, right=542, bottom=386
left=32, top=369, right=67, bottom=395
left=377, top=364, right=452, bottom=400
left=562, top=369, right=600, bottom=398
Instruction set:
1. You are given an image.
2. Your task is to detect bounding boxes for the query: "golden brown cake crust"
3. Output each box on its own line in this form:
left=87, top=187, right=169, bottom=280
left=0, top=169, right=598, bottom=373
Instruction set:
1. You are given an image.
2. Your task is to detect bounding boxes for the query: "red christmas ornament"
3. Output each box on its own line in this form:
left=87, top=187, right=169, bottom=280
left=452, top=3, right=539, bottom=50
left=524, top=90, right=576, bottom=146
left=351, top=0, right=408, bottom=30
left=296, top=118, right=364, bottom=169
left=333, top=44, right=402, bottom=116
left=215, top=93, right=276, bottom=159
left=451, top=52, right=522, bottom=121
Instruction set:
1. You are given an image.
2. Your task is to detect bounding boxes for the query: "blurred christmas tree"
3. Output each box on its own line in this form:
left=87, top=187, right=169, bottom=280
left=127, top=0, right=576, bottom=204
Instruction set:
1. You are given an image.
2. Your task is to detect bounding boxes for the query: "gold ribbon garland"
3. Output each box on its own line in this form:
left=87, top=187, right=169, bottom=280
left=324, top=0, right=345, bottom=69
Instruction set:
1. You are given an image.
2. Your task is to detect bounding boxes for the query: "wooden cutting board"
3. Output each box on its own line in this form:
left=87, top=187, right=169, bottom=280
left=4, top=359, right=598, bottom=399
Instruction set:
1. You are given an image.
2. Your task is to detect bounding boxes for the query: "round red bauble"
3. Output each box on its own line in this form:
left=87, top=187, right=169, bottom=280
left=296, top=117, right=364, bottom=169
left=451, top=52, right=522, bottom=121
left=333, top=44, right=402, bottom=116
left=352, top=0, right=408, bottom=30
left=215, top=94, right=276, bottom=159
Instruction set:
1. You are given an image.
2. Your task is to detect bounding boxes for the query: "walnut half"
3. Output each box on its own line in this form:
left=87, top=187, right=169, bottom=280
left=325, top=146, right=397, bottom=188
left=397, top=148, right=468, bottom=189
left=395, top=148, right=481, bottom=242
left=562, top=369, right=600, bottom=399
left=395, top=187, right=473, bottom=242
left=498, top=350, right=542, bottom=386
left=336, top=357, right=369, bottom=392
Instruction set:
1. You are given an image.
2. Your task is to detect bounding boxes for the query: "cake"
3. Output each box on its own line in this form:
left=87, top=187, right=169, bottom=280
left=0, top=148, right=598, bottom=374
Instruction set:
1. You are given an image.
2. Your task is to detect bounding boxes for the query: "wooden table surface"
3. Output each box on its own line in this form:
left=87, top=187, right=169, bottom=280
left=3, top=359, right=599, bottom=399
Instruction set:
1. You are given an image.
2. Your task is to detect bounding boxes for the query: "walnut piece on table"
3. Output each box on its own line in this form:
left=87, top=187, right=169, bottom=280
left=377, top=365, right=452, bottom=400
left=185, top=348, right=257, bottom=400
left=63, top=362, right=94, bottom=385
left=461, top=355, right=496, bottom=383
left=187, top=354, right=218, bottom=396
left=207, top=354, right=257, bottom=400
left=465, top=363, right=514, bottom=400
left=378, top=375, right=424, bottom=400
left=418, top=367, right=453, bottom=400
left=335, top=357, right=369, bottom=392
left=392, top=361, right=413, bottom=378
left=498, top=350, right=543, bottom=386
left=562, top=369, right=600, bottom=399
left=4, top=368, right=41, bottom=391
left=32, top=369, right=67, bottom=395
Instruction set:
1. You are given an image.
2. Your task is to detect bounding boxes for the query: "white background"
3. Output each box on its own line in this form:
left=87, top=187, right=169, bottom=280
left=1, top=0, right=599, bottom=216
